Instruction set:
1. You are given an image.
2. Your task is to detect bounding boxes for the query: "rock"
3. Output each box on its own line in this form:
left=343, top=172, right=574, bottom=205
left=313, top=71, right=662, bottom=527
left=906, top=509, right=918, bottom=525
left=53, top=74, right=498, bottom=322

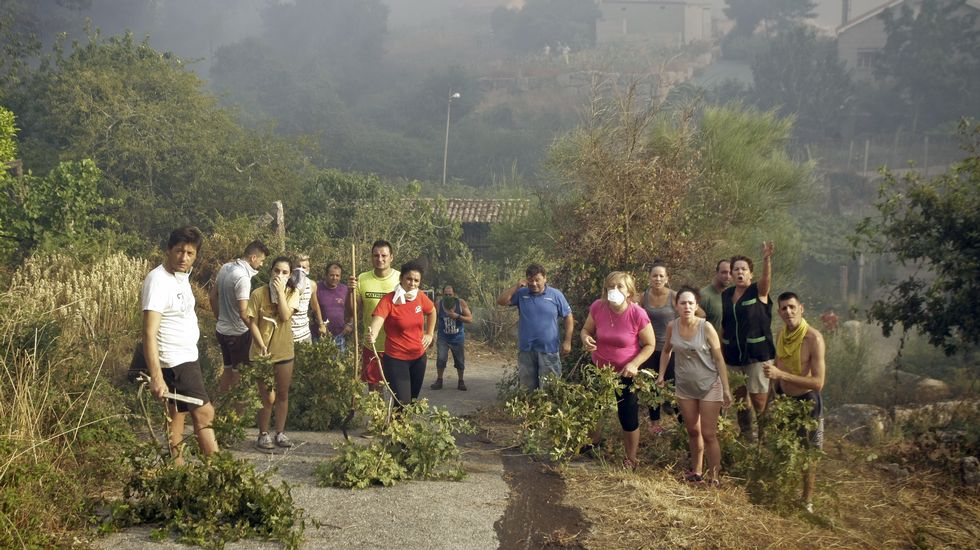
left=894, top=400, right=980, bottom=429
left=826, top=403, right=891, bottom=445
left=881, top=370, right=952, bottom=404
left=960, top=457, right=980, bottom=485
left=875, top=462, right=910, bottom=477
left=916, top=377, right=952, bottom=402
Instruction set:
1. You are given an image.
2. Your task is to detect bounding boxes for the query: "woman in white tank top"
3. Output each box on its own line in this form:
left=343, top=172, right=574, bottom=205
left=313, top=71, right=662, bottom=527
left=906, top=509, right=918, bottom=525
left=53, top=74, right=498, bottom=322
left=658, top=285, right=732, bottom=485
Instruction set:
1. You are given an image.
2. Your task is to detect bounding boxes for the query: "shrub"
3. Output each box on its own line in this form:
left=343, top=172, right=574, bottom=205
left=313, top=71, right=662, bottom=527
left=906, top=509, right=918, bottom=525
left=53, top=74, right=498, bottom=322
left=0, top=292, right=135, bottom=547
left=113, top=450, right=305, bottom=549
left=505, top=364, right=620, bottom=465
left=727, top=396, right=822, bottom=512
left=316, top=392, right=474, bottom=489
left=289, top=340, right=362, bottom=431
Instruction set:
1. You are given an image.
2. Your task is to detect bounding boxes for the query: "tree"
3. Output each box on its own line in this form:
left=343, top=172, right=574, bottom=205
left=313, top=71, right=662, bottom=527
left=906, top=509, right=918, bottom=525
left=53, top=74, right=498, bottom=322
left=0, top=106, right=116, bottom=263
left=491, top=0, right=599, bottom=53
left=855, top=120, right=980, bottom=355
left=724, top=0, right=816, bottom=39
left=543, top=88, right=810, bottom=315
left=8, top=31, right=306, bottom=241
left=874, top=0, right=980, bottom=132
left=750, top=25, right=853, bottom=139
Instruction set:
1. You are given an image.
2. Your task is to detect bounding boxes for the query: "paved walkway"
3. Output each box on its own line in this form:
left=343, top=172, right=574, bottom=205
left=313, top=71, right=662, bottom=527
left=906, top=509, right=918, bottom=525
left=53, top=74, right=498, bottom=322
left=101, top=348, right=514, bottom=549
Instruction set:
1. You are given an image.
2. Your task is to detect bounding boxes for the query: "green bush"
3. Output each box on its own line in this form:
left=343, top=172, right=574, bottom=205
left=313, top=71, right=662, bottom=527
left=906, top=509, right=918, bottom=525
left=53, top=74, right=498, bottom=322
left=113, top=451, right=305, bottom=549
left=727, top=396, right=822, bottom=512
left=505, top=364, right=620, bottom=465
left=289, top=340, right=362, bottom=431
left=316, top=392, right=473, bottom=489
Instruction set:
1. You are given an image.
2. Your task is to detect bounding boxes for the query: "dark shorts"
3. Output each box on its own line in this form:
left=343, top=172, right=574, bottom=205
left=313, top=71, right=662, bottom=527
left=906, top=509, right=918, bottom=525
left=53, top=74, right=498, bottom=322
left=162, top=361, right=211, bottom=413
left=782, top=389, right=825, bottom=449
left=216, top=331, right=251, bottom=369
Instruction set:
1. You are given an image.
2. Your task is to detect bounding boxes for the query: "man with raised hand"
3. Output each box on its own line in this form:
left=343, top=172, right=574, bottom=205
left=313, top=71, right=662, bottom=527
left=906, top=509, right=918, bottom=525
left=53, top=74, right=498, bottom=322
left=765, top=292, right=827, bottom=513
left=720, top=242, right=775, bottom=440
left=142, top=226, right=217, bottom=463
left=211, top=240, right=268, bottom=395
left=497, top=263, right=574, bottom=390
left=349, top=239, right=400, bottom=392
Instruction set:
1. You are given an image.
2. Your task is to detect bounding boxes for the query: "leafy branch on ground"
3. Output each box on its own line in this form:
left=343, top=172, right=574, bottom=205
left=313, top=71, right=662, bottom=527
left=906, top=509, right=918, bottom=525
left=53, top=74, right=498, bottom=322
left=112, top=449, right=305, bottom=549
left=315, top=392, right=474, bottom=489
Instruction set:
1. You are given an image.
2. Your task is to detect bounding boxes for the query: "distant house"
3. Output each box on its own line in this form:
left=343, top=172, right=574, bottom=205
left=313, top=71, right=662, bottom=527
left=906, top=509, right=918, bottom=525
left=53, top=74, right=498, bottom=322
left=837, top=0, right=980, bottom=81
left=423, top=198, right=530, bottom=254
left=596, top=0, right=713, bottom=47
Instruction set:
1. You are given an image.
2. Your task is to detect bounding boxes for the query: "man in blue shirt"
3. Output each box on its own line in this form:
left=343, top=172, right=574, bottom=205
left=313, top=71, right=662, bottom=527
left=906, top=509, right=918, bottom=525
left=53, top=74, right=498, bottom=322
left=497, top=264, right=574, bottom=390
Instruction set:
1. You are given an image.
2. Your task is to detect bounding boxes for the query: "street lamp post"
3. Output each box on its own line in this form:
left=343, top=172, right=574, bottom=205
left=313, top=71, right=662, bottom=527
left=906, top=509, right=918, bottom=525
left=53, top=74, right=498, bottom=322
left=442, top=91, right=460, bottom=186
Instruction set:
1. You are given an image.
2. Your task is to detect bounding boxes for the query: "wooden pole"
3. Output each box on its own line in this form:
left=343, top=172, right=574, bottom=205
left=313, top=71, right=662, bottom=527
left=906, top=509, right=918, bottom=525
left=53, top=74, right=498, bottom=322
left=863, top=139, right=870, bottom=180
left=923, top=135, right=929, bottom=177
left=351, top=243, right=359, bottom=379
left=857, top=253, right=865, bottom=304
left=840, top=264, right=849, bottom=305
left=846, top=140, right=854, bottom=172
left=273, top=200, right=285, bottom=252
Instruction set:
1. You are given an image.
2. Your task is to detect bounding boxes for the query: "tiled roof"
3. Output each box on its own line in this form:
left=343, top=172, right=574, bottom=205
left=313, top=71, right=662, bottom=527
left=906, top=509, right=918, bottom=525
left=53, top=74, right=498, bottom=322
left=422, top=198, right=531, bottom=224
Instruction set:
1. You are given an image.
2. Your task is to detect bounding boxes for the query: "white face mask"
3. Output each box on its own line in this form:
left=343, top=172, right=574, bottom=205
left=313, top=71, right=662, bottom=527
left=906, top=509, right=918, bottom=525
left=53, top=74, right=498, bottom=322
left=607, top=288, right=626, bottom=306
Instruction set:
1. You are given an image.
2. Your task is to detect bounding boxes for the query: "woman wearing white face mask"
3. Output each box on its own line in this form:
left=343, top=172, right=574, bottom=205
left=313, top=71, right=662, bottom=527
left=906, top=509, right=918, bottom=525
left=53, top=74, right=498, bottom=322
left=366, top=261, right=437, bottom=407
left=580, top=271, right=656, bottom=470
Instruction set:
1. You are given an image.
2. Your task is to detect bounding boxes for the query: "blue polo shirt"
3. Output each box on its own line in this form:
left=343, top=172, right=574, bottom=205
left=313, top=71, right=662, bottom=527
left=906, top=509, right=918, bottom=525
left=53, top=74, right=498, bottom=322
left=510, top=286, right=572, bottom=353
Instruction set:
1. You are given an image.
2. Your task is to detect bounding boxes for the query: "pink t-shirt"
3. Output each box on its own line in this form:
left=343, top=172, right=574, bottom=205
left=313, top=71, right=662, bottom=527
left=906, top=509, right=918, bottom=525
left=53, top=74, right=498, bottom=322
left=590, top=300, right=651, bottom=372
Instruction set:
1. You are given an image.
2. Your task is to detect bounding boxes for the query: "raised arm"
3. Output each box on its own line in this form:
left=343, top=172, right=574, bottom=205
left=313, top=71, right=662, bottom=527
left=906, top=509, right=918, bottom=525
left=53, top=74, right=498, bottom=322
left=758, top=241, right=774, bottom=301
left=497, top=278, right=526, bottom=306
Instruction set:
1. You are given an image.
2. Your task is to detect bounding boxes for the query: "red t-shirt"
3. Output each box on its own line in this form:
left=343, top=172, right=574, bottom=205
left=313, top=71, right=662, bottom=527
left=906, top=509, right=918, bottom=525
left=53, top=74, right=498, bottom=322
left=372, top=292, right=435, bottom=360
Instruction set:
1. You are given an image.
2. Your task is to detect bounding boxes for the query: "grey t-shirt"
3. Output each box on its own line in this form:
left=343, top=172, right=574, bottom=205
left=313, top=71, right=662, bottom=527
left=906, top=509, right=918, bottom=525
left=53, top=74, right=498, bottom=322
left=215, top=259, right=257, bottom=336
left=642, top=289, right=677, bottom=351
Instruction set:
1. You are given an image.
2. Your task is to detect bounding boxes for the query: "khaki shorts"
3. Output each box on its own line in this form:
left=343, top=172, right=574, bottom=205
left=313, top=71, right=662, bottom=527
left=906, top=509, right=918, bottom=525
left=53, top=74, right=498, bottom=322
left=730, top=360, right=771, bottom=394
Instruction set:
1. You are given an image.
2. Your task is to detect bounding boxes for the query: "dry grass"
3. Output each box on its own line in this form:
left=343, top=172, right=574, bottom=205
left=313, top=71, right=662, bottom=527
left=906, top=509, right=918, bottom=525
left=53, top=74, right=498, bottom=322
left=562, top=433, right=980, bottom=549
left=10, top=252, right=149, bottom=375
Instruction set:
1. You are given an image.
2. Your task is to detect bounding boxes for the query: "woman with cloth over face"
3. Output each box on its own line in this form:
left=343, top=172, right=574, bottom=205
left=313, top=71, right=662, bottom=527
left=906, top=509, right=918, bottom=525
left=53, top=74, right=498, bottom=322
left=580, top=272, right=656, bottom=470
left=658, top=286, right=733, bottom=485
left=366, top=261, right=437, bottom=407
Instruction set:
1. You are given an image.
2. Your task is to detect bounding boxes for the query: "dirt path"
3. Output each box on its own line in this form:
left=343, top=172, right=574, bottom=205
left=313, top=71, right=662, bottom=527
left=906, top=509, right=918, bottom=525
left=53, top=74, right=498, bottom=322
left=101, top=346, right=585, bottom=549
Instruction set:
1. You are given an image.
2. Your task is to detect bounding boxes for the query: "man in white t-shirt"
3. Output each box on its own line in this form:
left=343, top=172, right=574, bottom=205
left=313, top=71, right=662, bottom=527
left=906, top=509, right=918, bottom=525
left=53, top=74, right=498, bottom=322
left=142, top=226, right=218, bottom=463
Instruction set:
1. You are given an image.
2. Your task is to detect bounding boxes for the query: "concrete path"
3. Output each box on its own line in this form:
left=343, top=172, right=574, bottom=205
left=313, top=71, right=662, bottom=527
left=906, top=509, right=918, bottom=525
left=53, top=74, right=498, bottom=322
left=101, top=348, right=515, bottom=549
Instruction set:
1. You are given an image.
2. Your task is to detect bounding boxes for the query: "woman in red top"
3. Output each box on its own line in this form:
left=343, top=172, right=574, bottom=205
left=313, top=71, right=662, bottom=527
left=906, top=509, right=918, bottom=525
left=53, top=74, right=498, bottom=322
left=366, top=261, right=437, bottom=406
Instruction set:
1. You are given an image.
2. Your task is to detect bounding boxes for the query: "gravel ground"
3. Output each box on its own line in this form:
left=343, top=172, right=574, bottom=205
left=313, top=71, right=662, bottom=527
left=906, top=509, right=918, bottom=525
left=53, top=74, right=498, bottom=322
left=100, top=347, right=514, bottom=550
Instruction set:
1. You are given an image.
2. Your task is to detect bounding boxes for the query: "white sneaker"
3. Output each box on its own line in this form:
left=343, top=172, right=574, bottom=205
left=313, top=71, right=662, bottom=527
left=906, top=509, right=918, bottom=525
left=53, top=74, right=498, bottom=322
left=256, top=432, right=274, bottom=450
left=275, top=432, right=294, bottom=448
left=804, top=502, right=814, bottom=514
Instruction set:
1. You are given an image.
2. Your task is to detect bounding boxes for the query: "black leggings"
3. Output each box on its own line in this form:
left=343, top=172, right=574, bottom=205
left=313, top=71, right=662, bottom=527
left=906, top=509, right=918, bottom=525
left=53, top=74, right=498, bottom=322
left=618, top=376, right=640, bottom=432
left=644, top=350, right=675, bottom=422
left=382, top=353, right=427, bottom=407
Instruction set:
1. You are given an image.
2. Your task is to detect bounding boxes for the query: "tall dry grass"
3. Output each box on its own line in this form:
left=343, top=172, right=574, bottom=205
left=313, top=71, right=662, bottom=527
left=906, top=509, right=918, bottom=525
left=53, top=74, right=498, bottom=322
left=9, top=252, right=148, bottom=374
left=0, top=253, right=145, bottom=547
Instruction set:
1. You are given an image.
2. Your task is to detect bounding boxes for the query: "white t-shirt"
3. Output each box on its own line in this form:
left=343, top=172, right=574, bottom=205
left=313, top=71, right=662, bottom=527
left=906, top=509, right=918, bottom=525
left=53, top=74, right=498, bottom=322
left=141, top=264, right=200, bottom=368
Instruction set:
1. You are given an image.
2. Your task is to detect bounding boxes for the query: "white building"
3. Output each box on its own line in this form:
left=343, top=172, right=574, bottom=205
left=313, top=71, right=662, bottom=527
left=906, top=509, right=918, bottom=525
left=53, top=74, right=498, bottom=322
left=596, top=0, right=713, bottom=47
left=837, top=0, right=980, bottom=81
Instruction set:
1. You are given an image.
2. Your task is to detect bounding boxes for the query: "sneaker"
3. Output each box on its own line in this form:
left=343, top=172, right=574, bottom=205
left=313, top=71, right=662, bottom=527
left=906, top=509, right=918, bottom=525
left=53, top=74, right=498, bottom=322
left=430, top=379, right=444, bottom=390
left=275, top=432, right=294, bottom=448
left=457, top=380, right=467, bottom=391
left=804, top=502, right=814, bottom=514
left=256, top=432, right=274, bottom=450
